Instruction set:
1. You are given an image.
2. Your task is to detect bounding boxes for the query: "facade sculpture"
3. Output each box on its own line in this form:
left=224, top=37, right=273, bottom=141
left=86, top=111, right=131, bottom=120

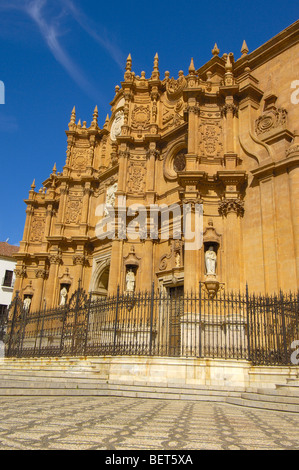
left=126, top=269, right=136, bottom=293
left=205, top=247, right=217, bottom=276
left=12, top=21, right=299, bottom=311
left=23, top=297, right=31, bottom=312
left=59, top=287, right=68, bottom=306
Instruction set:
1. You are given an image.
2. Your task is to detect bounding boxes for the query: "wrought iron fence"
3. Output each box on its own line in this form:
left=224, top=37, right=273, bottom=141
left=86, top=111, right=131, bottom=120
left=1, top=284, right=299, bottom=366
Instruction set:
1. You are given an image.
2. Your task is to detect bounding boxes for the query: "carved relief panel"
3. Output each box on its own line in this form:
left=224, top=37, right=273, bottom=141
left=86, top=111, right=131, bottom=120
left=127, top=158, right=146, bottom=194
left=162, top=98, right=185, bottom=132
left=30, top=211, right=46, bottom=242
left=198, top=105, right=223, bottom=162
left=65, top=190, right=83, bottom=225
left=131, top=105, right=150, bottom=131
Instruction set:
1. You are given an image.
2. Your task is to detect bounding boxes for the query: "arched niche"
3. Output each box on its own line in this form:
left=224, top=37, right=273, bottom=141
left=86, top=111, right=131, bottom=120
left=90, top=258, right=110, bottom=298
left=203, top=220, right=221, bottom=276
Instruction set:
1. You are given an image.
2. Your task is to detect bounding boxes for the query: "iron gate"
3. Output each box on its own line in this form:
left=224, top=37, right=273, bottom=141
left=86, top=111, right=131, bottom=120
left=3, top=284, right=299, bottom=365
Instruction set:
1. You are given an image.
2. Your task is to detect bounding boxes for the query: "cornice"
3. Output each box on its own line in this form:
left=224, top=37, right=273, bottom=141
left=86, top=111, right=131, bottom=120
left=251, top=154, right=299, bottom=180
left=234, top=20, right=299, bottom=74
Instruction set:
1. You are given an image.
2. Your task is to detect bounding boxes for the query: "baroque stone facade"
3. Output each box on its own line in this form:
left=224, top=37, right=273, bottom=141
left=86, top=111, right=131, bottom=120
left=13, top=21, right=299, bottom=310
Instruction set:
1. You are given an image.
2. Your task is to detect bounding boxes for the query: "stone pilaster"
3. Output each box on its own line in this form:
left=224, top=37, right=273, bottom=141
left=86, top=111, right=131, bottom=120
left=219, top=198, right=244, bottom=291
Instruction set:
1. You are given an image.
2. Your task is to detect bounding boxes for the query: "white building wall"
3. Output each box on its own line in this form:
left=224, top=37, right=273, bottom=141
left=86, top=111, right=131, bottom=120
left=0, top=258, right=16, bottom=309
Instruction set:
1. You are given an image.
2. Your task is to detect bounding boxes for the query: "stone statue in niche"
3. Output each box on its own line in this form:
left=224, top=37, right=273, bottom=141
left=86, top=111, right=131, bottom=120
left=104, top=183, right=118, bottom=216
left=126, top=268, right=135, bottom=293
left=205, top=246, right=217, bottom=275
left=60, top=287, right=68, bottom=306
left=23, top=297, right=31, bottom=311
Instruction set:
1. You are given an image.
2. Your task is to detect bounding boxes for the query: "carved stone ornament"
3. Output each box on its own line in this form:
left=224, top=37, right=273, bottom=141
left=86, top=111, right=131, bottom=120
left=199, top=121, right=223, bottom=157
left=65, top=193, right=83, bottom=225
left=218, top=198, right=245, bottom=217
left=59, top=268, right=73, bottom=286
left=159, top=240, right=183, bottom=272
left=186, top=104, right=200, bottom=115
left=128, top=161, right=146, bottom=193
left=22, top=281, right=35, bottom=297
left=72, top=147, right=89, bottom=172
left=49, top=253, right=62, bottom=265
left=15, top=266, right=26, bottom=279
left=131, top=105, right=150, bottom=130
left=204, top=276, right=220, bottom=299
left=255, top=108, right=287, bottom=135
left=73, top=254, right=87, bottom=266
left=35, top=268, right=49, bottom=280
left=166, top=73, right=187, bottom=99
left=30, top=214, right=46, bottom=242
left=123, top=245, right=141, bottom=267
left=203, top=219, right=221, bottom=246
left=104, top=183, right=118, bottom=215
left=110, top=110, right=124, bottom=141
left=221, top=103, right=238, bottom=117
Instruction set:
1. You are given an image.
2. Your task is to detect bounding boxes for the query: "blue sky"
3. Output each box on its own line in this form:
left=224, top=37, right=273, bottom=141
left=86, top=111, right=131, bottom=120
left=0, top=0, right=298, bottom=246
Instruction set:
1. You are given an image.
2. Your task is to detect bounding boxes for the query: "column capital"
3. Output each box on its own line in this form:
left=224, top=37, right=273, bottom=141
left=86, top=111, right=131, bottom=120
left=218, top=198, right=245, bottom=217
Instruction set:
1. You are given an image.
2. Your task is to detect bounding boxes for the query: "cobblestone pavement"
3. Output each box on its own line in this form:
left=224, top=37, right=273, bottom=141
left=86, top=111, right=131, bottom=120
left=0, top=396, right=299, bottom=450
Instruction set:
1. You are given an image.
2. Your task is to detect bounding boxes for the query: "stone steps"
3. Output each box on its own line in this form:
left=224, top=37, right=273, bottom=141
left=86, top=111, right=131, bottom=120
left=226, top=397, right=299, bottom=413
left=1, top=357, right=299, bottom=412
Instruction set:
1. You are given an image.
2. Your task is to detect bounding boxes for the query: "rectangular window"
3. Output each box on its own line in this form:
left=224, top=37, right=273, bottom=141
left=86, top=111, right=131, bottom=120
left=3, top=270, right=13, bottom=287
left=0, top=305, right=7, bottom=316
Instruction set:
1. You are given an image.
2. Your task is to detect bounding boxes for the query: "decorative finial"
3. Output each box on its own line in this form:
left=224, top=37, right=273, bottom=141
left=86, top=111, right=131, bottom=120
left=68, top=106, right=76, bottom=128
left=91, top=105, right=99, bottom=129
left=151, top=52, right=160, bottom=80
left=31, top=179, right=36, bottom=190
left=124, top=54, right=132, bottom=81
left=77, top=119, right=82, bottom=128
left=104, top=114, right=110, bottom=129
left=224, top=54, right=234, bottom=86
left=241, top=40, right=249, bottom=56
left=225, top=54, right=232, bottom=71
left=52, top=163, right=57, bottom=174
left=212, top=43, right=220, bottom=56
left=188, top=58, right=195, bottom=74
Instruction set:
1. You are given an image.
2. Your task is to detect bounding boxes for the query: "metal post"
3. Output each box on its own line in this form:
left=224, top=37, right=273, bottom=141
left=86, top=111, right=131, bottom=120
left=280, top=290, right=288, bottom=364
left=84, top=292, right=93, bottom=355
left=245, top=283, right=251, bottom=362
left=38, top=299, right=47, bottom=355
left=113, top=286, right=120, bottom=354
left=149, top=282, right=155, bottom=355
left=198, top=282, right=202, bottom=358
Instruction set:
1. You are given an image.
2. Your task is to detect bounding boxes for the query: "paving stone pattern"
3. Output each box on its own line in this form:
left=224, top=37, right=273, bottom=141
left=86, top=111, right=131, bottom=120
left=0, top=397, right=299, bottom=450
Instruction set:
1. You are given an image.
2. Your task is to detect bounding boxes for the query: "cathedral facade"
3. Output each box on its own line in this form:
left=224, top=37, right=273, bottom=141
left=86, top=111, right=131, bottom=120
left=13, top=21, right=299, bottom=312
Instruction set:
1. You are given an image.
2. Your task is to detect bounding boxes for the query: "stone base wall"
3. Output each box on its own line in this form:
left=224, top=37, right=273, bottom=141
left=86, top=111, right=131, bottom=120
left=85, top=356, right=299, bottom=390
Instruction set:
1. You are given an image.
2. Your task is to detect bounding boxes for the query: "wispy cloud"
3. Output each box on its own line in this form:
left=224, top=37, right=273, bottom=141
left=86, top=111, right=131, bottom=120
left=0, top=0, right=125, bottom=100
left=63, top=0, right=125, bottom=70
left=25, top=0, right=101, bottom=99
